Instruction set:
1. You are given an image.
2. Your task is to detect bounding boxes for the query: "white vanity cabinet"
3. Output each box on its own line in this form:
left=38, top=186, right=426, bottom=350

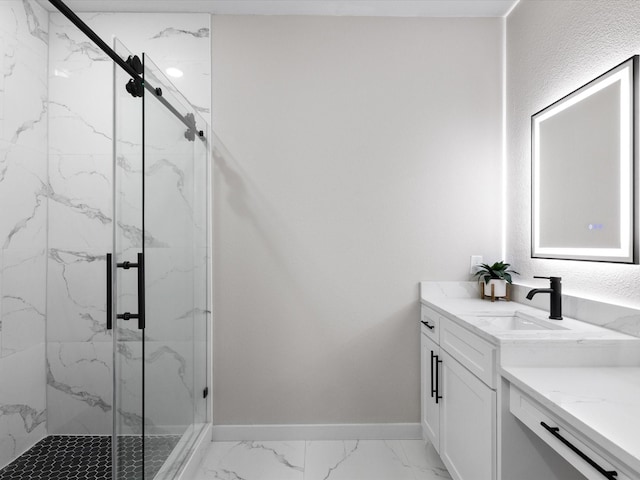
left=420, top=281, right=640, bottom=480
left=420, top=305, right=497, bottom=480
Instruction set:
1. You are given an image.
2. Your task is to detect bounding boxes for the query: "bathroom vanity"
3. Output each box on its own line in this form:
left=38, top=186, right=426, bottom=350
left=420, top=281, right=640, bottom=480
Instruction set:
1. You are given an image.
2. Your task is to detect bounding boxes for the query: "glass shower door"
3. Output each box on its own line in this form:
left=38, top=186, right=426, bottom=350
left=140, top=53, right=209, bottom=478
left=113, top=39, right=145, bottom=480
left=112, top=41, right=209, bottom=480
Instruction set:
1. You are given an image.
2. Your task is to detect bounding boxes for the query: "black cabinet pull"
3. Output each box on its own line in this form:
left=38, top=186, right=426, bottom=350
left=421, top=320, right=435, bottom=330
left=430, top=350, right=436, bottom=398
left=435, top=355, right=443, bottom=404
left=540, top=422, right=618, bottom=479
left=106, top=253, right=112, bottom=330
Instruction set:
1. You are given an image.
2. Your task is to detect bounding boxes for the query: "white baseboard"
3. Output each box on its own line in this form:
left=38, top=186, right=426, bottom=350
left=211, top=423, right=422, bottom=441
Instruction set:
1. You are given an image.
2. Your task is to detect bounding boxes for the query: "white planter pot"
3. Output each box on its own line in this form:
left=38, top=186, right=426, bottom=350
left=483, top=279, right=507, bottom=298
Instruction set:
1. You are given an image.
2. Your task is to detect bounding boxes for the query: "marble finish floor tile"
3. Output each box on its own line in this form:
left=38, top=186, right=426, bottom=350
left=195, top=441, right=305, bottom=480
left=400, top=440, right=451, bottom=480
left=305, top=440, right=414, bottom=480
left=192, top=440, right=451, bottom=480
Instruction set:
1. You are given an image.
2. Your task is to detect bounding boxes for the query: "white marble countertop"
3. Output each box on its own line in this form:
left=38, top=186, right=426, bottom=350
left=420, top=281, right=638, bottom=346
left=502, top=366, right=640, bottom=475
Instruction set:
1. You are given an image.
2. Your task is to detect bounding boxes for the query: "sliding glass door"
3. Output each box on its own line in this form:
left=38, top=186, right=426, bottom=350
left=113, top=38, right=145, bottom=480
left=112, top=40, right=209, bottom=480
left=140, top=52, right=208, bottom=479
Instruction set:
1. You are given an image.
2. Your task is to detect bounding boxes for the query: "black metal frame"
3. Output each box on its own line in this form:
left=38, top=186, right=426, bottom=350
left=49, top=0, right=205, bottom=142
left=530, top=55, right=638, bottom=264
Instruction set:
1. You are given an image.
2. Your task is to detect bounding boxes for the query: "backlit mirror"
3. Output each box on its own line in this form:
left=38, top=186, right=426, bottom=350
left=532, top=55, right=638, bottom=263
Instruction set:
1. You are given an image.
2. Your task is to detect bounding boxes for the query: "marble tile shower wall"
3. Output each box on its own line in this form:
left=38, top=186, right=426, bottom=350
left=0, top=0, right=49, bottom=469
left=46, top=11, right=210, bottom=435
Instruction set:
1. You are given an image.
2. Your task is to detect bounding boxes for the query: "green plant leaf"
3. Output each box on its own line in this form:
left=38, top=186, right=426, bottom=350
left=474, top=260, right=518, bottom=283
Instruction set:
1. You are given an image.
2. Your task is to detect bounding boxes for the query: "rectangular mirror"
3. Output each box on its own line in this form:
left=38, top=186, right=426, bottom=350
left=532, top=55, right=638, bottom=263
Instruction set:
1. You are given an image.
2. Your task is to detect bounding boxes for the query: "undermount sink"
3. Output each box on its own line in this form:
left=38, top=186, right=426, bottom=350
left=471, top=311, right=568, bottom=331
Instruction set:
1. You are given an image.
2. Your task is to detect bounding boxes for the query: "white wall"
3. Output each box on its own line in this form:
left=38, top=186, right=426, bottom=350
left=507, top=0, right=640, bottom=307
left=212, top=16, right=503, bottom=425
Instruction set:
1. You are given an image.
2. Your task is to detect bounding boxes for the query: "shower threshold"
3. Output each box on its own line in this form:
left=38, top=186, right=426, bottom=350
left=0, top=434, right=180, bottom=480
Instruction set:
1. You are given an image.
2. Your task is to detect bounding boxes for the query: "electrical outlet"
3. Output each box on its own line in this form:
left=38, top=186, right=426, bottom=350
left=470, top=255, right=483, bottom=274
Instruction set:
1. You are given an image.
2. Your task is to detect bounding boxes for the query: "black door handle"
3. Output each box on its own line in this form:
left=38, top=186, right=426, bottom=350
left=106, top=253, right=112, bottom=330
left=540, top=422, right=618, bottom=479
left=136, top=252, right=145, bottom=329
left=110, top=252, right=145, bottom=330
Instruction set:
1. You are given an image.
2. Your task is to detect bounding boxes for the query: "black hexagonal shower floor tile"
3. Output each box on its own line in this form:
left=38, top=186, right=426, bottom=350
left=0, top=435, right=180, bottom=480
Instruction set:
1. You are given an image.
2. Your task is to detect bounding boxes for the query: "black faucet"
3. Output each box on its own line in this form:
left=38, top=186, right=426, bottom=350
left=526, top=276, right=562, bottom=320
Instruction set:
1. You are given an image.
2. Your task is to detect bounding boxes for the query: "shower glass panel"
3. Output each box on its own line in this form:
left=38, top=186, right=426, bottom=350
left=192, top=109, right=209, bottom=432
left=140, top=53, right=209, bottom=478
left=113, top=38, right=145, bottom=480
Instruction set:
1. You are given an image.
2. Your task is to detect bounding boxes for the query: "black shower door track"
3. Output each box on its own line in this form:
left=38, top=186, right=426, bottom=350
left=49, top=0, right=205, bottom=141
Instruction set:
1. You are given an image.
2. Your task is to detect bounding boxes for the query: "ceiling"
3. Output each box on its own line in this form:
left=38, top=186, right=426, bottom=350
left=38, top=0, right=519, bottom=17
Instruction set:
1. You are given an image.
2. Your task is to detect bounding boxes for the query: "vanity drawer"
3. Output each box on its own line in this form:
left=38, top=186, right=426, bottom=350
left=439, top=316, right=496, bottom=388
left=421, top=305, right=440, bottom=342
left=509, top=385, right=633, bottom=480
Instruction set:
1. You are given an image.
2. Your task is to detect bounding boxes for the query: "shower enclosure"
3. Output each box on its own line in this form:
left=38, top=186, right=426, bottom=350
left=111, top=40, right=210, bottom=480
left=0, top=1, right=211, bottom=479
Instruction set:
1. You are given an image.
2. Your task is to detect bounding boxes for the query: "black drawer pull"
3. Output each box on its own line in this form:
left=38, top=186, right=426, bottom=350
left=421, top=320, right=435, bottom=330
left=540, top=422, right=618, bottom=479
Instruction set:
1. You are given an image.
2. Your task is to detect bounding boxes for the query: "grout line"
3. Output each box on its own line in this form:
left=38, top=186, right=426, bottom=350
left=303, top=439, right=307, bottom=480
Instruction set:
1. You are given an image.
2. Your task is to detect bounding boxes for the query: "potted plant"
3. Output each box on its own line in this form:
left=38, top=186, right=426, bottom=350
left=473, top=261, right=519, bottom=299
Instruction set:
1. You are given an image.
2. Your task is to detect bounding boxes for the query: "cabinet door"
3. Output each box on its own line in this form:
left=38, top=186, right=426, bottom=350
left=440, top=350, right=496, bottom=480
left=421, top=332, right=440, bottom=450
